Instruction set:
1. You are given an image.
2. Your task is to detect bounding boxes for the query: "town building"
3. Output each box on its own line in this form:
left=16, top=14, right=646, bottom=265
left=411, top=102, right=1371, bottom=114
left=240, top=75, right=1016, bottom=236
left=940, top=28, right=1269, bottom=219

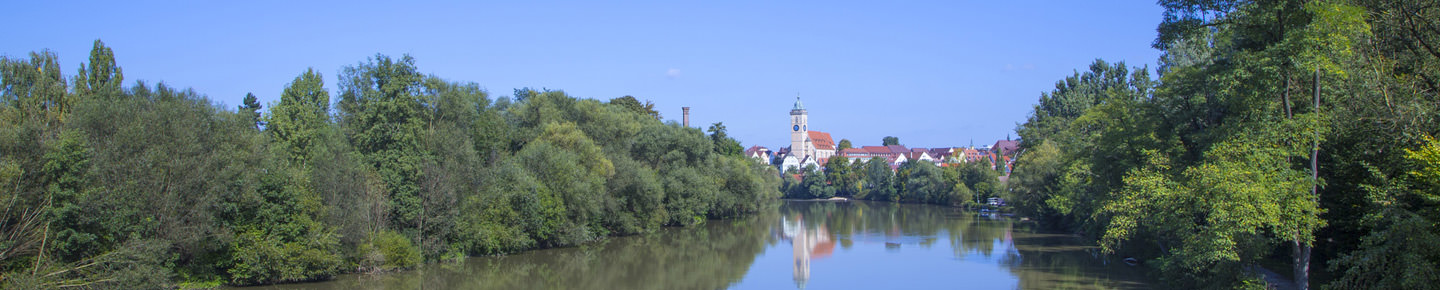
left=766, top=97, right=1022, bottom=174
left=745, top=146, right=772, bottom=164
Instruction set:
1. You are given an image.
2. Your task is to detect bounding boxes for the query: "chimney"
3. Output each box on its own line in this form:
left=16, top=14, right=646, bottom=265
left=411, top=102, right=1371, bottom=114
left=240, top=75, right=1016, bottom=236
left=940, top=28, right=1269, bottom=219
left=682, top=107, right=691, bottom=127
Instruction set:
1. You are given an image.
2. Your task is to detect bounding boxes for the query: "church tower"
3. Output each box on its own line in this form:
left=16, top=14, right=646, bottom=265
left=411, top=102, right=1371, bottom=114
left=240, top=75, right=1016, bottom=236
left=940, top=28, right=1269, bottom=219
left=790, top=96, right=808, bottom=162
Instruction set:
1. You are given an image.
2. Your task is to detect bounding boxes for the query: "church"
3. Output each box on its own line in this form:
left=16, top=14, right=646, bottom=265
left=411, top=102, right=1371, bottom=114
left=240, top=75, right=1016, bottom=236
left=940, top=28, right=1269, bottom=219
left=778, top=97, right=836, bottom=171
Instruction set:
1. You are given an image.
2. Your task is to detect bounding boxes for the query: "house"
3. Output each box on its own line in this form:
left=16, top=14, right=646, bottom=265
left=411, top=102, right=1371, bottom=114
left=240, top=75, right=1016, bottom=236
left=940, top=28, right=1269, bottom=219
left=929, top=147, right=959, bottom=163
left=961, top=148, right=986, bottom=163
left=993, top=140, right=1020, bottom=157
left=780, top=154, right=801, bottom=172
left=745, top=146, right=772, bottom=164
left=889, top=153, right=909, bottom=170
left=903, top=151, right=935, bottom=164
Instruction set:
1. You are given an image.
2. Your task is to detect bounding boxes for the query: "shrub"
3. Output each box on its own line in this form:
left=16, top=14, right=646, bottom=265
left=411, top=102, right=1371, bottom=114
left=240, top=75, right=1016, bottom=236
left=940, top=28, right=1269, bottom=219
left=358, top=230, right=421, bottom=272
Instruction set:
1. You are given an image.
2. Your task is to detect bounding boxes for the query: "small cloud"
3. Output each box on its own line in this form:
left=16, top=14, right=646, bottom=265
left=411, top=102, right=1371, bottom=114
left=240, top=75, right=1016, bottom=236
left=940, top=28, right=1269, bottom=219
left=666, top=68, right=682, bottom=78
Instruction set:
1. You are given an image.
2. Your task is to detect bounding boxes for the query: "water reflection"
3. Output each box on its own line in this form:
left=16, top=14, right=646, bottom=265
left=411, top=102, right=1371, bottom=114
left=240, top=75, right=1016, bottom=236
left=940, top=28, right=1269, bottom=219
left=241, top=201, right=1150, bottom=290
left=752, top=201, right=1150, bottom=289
left=778, top=212, right=833, bottom=288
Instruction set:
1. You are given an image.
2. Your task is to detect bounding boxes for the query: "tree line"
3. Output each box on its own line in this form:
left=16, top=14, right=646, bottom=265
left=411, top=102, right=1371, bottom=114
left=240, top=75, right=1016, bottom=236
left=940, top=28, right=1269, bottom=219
left=0, top=41, right=782, bottom=288
left=780, top=150, right=1005, bottom=208
left=1008, top=0, right=1439, bottom=289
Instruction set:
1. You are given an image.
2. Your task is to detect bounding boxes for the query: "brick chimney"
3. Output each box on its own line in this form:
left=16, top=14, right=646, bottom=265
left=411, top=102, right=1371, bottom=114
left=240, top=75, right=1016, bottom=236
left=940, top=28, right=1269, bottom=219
left=682, top=107, right=691, bottom=127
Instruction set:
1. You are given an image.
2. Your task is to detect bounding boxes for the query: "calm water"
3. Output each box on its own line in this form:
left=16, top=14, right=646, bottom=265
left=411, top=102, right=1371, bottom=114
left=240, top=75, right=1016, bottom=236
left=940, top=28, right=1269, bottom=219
left=245, top=200, right=1151, bottom=290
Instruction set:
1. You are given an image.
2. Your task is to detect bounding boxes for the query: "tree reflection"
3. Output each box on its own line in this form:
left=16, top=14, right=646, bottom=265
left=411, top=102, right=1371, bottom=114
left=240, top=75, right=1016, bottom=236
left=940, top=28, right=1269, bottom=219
left=251, top=208, right=777, bottom=290
left=248, top=201, right=1151, bottom=290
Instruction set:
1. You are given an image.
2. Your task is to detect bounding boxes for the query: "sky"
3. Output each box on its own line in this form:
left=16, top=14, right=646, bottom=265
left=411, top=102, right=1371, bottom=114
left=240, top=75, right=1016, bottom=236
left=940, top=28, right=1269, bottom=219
left=1, top=1, right=1164, bottom=150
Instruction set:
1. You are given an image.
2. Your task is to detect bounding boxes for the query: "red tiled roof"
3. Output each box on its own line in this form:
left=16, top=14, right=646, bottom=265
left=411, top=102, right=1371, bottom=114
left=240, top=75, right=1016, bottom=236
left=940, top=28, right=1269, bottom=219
left=744, top=145, right=769, bottom=156
left=808, top=131, right=836, bottom=150
left=885, top=145, right=909, bottom=154
left=993, top=140, right=1020, bottom=156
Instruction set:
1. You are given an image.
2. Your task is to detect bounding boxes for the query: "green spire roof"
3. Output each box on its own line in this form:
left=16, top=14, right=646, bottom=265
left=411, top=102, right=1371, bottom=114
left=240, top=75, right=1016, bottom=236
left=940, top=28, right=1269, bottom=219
left=792, top=96, right=805, bottom=110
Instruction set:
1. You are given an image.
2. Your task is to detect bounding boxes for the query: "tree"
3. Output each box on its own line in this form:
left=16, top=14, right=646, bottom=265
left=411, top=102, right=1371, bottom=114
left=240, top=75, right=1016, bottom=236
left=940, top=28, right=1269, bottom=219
left=1328, top=135, right=1440, bottom=289
left=837, top=139, right=853, bottom=151
left=337, top=54, right=432, bottom=241
left=609, top=95, right=660, bottom=119
left=798, top=165, right=834, bottom=199
left=73, top=39, right=123, bottom=98
left=861, top=157, right=896, bottom=201
left=1007, top=140, right=1064, bottom=220
left=707, top=122, right=743, bottom=156
left=240, top=93, right=263, bottom=129
left=268, top=69, right=330, bottom=164
left=824, top=156, right=859, bottom=197
left=900, top=161, right=947, bottom=204
left=882, top=136, right=900, bottom=146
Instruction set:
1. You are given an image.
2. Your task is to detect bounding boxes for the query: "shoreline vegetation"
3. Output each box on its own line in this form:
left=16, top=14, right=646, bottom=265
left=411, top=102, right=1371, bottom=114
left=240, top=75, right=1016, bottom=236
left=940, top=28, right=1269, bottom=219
left=779, top=155, right=1010, bottom=211
left=0, top=42, right=781, bottom=288
left=1005, top=1, right=1440, bottom=289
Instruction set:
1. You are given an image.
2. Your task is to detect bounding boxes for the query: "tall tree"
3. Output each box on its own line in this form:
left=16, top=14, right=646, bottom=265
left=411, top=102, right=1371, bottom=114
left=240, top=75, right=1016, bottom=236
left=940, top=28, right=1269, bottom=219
left=337, top=54, right=430, bottom=235
left=268, top=69, right=329, bottom=164
left=73, top=39, right=123, bottom=98
left=240, top=93, right=263, bottom=130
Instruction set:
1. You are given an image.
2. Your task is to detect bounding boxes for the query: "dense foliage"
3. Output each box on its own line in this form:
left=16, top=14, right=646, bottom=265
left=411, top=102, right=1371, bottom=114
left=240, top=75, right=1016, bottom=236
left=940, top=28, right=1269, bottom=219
left=1009, top=0, right=1440, bottom=289
left=0, top=41, right=780, bottom=288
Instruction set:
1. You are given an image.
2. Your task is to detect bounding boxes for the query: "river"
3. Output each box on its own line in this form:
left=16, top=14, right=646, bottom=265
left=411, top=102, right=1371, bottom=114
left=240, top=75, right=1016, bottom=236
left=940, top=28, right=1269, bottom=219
left=242, top=200, right=1151, bottom=289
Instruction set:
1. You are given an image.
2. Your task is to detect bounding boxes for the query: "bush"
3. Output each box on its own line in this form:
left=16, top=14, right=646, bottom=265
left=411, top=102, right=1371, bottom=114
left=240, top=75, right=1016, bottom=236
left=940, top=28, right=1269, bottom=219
left=358, top=230, right=421, bottom=272
left=227, top=228, right=341, bottom=285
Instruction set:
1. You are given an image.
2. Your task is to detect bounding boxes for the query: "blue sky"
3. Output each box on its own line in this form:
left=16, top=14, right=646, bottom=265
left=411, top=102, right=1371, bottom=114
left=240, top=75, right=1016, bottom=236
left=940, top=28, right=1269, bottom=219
left=1, top=1, right=1163, bottom=150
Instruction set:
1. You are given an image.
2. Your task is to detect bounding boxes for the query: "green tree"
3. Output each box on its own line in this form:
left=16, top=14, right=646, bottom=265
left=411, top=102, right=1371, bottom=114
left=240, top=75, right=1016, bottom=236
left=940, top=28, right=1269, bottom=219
left=707, top=122, right=743, bottom=156
left=240, top=93, right=263, bottom=129
left=799, top=165, right=834, bottom=199
left=73, top=39, right=123, bottom=98
left=268, top=69, right=330, bottom=164
left=609, top=95, right=660, bottom=119
left=824, top=156, right=860, bottom=197
left=882, top=136, right=899, bottom=146
left=337, top=54, right=430, bottom=236
left=1328, top=135, right=1440, bottom=289
left=837, top=139, right=852, bottom=151
left=861, top=158, right=896, bottom=201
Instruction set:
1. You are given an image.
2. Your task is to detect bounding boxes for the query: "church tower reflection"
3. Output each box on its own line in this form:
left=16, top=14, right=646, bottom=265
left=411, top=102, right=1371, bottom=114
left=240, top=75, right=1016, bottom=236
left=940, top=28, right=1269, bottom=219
left=780, top=213, right=833, bottom=289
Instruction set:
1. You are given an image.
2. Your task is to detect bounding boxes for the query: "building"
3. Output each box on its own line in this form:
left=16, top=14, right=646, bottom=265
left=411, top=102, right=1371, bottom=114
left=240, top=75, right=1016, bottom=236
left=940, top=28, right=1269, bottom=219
left=961, top=148, right=987, bottom=163
left=781, top=97, right=836, bottom=171
left=745, top=146, right=773, bottom=164
left=993, top=140, right=1020, bottom=157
